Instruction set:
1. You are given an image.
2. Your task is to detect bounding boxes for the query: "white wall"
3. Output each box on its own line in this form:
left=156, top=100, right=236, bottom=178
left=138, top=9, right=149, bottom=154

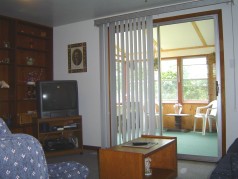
left=53, top=20, right=101, bottom=146
left=53, top=1, right=238, bottom=149
left=222, top=0, right=238, bottom=149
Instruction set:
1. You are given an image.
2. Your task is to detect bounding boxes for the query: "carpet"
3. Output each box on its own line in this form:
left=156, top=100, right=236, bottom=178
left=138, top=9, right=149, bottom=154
left=163, top=131, right=218, bottom=157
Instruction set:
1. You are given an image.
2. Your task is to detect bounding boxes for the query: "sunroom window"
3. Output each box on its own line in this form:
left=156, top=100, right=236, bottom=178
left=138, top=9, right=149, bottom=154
left=160, top=56, right=209, bottom=103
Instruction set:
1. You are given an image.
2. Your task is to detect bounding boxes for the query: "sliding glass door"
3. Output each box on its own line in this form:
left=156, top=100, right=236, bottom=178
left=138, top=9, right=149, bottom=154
left=153, top=14, right=222, bottom=162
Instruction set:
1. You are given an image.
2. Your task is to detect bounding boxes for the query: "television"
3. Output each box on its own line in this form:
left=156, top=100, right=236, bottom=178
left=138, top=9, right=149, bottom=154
left=36, top=80, right=79, bottom=118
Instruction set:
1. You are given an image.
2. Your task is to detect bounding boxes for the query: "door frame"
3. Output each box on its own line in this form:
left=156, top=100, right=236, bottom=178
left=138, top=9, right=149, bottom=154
left=153, top=10, right=226, bottom=161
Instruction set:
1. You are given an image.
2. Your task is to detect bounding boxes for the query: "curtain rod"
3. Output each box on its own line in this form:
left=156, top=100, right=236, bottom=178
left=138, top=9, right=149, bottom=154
left=94, top=0, right=231, bottom=26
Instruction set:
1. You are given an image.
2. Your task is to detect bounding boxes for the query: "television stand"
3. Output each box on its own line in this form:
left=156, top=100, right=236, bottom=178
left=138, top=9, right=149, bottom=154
left=33, top=115, right=83, bottom=157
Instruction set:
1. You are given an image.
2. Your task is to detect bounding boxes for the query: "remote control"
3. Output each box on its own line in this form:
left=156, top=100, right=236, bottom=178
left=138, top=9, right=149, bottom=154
left=132, top=142, right=149, bottom=146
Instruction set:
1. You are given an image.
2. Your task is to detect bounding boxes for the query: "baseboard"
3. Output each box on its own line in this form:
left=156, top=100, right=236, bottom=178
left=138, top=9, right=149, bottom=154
left=83, top=145, right=101, bottom=151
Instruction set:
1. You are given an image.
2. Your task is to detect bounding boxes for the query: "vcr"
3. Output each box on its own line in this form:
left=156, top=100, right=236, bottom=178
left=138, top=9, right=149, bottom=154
left=44, top=137, right=76, bottom=151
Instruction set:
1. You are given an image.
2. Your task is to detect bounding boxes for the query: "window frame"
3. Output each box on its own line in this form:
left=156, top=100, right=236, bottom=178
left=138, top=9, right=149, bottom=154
left=161, top=54, right=211, bottom=104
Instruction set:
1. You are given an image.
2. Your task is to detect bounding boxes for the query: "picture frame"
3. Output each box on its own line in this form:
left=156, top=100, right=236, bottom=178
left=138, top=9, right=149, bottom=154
left=68, top=42, right=87, bottom=73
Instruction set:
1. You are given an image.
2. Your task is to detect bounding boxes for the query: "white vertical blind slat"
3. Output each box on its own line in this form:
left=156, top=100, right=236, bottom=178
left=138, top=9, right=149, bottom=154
left=129, top=19, right=135, bottom=139
left=147, top=16, right=156, bottom=135
left=109, top=22, right=117, bottom=146
left=156, top=26, right=163, bottom=135
left=115, top=22, right=122, bottom=143
left=125, top=19, right=131, bottom=141
left=99, top=24, right=110, bottom=147
left=137, top=17, right=144, bottom=136
left=120, top=20, right=127, bottom=143
left=133, top=18, right=140, bottom=138
left=142, top=18, right=148, bottom=134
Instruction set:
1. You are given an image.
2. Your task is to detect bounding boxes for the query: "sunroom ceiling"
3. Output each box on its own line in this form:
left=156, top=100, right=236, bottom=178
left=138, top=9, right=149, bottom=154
left=159, top=19, right=215, bottom=58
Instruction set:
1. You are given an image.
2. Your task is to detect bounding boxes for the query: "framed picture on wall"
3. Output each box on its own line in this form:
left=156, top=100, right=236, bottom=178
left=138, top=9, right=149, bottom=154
left=68, top=42, right=87, bottom=73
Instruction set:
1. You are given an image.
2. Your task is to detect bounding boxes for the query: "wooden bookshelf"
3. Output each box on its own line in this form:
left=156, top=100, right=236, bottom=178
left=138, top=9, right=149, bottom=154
left=0, top=15, right=53, bottom=134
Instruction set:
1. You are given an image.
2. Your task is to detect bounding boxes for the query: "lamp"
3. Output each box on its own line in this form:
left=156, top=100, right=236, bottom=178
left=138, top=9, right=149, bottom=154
left=0, top=80, right=9, bottom=88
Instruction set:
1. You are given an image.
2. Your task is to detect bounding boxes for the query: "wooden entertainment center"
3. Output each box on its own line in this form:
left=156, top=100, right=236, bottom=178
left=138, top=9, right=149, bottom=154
left=33, top=115, right=83, bottom=156
left=0, top=15, right=84, bottom=156
left=0, top=15, right=53, bottom=134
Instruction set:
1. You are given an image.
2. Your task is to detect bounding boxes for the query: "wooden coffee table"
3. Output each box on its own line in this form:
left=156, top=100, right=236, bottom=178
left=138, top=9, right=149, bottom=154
left=99, top=135, right=177, bottom=179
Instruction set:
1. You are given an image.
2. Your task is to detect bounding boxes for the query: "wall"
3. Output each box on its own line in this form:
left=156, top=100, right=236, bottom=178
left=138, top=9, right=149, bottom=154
left=222, top=0, right=238, bottom=149
left=53, top=1, right=238, bottom=149
left=53, top=20, right=101, bottom=146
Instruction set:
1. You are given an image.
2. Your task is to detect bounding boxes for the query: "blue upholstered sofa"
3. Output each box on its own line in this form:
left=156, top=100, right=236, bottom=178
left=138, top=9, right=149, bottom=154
left=210, top=138, right=238, bottom=179
left=0, top=117, right=89, bottom=179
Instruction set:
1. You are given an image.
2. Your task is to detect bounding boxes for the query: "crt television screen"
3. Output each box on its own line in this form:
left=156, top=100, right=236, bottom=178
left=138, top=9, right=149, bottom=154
left=36, top=80, right=79, bottom=118
left=42, top=82, right=78, bottom=111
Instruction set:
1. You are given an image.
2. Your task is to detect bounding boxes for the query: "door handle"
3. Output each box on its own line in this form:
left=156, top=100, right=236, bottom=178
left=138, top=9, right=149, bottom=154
left=216, top=81, right=219, bottom=96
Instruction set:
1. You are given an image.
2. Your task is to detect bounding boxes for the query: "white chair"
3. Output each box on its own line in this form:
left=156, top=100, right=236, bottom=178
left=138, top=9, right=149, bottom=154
left=207, top=101, right=218, bottom=133
left=193, top=100, right=217, bottom=135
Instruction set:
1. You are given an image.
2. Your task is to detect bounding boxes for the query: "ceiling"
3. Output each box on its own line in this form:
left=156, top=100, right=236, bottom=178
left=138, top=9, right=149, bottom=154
left=0, top=0, right=215, bottom=56
left=0, top=0, right=194, bottom=27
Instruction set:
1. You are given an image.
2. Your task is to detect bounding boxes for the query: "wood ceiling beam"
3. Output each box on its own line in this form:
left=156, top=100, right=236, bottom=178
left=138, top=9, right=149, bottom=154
left=161, top=45, right=214, bottom=52
left=191, top=21, right=207, bottom=46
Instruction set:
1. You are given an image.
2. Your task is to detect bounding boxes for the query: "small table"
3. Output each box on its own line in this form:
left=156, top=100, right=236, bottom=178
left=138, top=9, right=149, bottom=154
left=99, top=135, right=177, bottom=179
left=165, top=114, right=190, bottom=132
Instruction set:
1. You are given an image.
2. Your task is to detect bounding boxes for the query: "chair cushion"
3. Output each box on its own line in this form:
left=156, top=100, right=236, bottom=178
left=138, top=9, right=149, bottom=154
left=48, top=161, right=89, bottom=179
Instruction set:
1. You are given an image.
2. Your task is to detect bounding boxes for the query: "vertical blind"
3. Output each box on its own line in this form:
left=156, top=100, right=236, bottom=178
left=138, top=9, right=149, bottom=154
left=99, top=16, right=156, bottom=147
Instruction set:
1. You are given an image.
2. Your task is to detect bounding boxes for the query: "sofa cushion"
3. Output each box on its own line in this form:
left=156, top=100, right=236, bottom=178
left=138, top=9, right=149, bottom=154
left=48, top=161, right=89, bottom=179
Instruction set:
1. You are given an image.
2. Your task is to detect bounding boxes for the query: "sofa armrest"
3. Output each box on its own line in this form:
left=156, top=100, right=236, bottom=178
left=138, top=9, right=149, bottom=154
left=227, top=138, right=238, bottom=154
left=0, top=117, right=12, bottom=135
left=210, top=153, right=233, bottom=179
left=0, top=134, right=49, bottom=179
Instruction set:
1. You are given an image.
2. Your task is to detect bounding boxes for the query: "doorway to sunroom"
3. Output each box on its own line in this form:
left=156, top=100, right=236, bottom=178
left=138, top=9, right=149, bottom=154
left=115, top=11, right=223, bottom=162
left=153, top=14, right=221, bottom=161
